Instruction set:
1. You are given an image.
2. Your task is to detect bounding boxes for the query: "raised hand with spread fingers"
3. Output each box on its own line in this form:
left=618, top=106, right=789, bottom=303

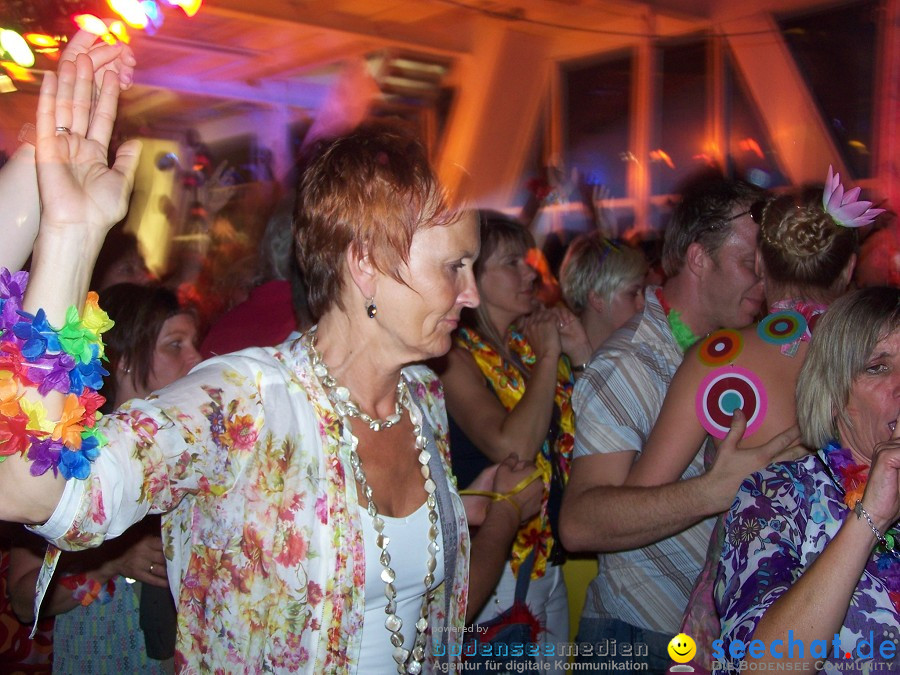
left=0, top=52, right=141, bottom=525
left=0, top=29, right=137, bottom=272
left=34, top=54, right=141, bottom=239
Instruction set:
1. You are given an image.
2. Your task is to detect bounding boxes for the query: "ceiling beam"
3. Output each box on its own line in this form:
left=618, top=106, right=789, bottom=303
left=200, top=1, right=471, bottom=56
left=133, top=71, right=329, bottom=108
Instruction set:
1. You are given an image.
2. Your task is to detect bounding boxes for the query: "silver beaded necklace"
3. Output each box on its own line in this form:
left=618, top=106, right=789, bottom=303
left=306, top=329, right=439, bottom=674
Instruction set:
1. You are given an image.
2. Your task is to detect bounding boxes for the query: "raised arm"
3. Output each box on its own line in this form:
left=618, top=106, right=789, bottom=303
left=442, top=316, right=564, bottom=463
left=626, top=348, right=709, bottom=486
left=0, top=30, right=136, bottom=272
left=561, top=409, right=799, bottom=552
left=717, top=437, right=900, bottom=671
left=0, top=55, right=140, bottom=524
left=0, top=141, right=40, bottom=271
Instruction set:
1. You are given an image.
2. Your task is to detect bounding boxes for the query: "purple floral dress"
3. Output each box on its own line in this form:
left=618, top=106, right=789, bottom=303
left=715, top=450, right=900, bottom=674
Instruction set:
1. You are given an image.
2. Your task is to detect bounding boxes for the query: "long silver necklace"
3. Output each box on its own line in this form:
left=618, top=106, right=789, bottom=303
left=307, top=329, right=438, bottom=674
left=310, top=332, right=404, bottom=431
left=329, top=378, right=404, bottom=432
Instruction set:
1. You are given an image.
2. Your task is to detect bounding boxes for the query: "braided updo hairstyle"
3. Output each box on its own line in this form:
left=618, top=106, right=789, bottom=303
left=758, top=194, right=858, bottom=289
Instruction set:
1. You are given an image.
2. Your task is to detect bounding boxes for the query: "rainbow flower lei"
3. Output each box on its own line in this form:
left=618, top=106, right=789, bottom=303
left=0, top=268, right=112, bottom=480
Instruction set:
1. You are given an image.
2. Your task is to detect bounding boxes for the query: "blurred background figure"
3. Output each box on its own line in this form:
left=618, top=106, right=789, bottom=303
left=201, top=199, right=312, bottom=358
left=90, top=226, right=154, bottom=292
left=855, top=221, right=900, bottom=287
left=559, top=234, right=648, bottom=352
left=0, top=521, right=53, bottom=673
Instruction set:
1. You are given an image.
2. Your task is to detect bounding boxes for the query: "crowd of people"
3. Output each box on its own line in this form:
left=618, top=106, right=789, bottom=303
left=0, top=28, right=897, bottom=675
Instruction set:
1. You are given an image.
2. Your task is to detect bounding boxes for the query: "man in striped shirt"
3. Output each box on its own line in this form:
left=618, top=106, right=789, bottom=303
left=560, top=178, right=772, bottom=673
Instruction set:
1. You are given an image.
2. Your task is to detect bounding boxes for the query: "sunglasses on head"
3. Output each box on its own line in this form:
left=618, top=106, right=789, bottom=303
left=727, top=199, right=767, bottom=224
left=749, top=199, right=766, bottom=223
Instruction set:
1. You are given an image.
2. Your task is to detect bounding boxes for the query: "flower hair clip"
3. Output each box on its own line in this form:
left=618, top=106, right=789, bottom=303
left=823, top=165, right=885, bottom=228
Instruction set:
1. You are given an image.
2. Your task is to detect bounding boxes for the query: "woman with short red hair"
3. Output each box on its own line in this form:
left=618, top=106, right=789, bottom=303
left=0, top=62, right=534, bottom=673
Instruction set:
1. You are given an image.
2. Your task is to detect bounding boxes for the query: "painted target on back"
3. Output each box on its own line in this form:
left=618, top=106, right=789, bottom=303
left=697, top=329, right=743, bottom=367
left=758, top=310, right=807, bottom=345
left=695, top=366, right=768, bottom=439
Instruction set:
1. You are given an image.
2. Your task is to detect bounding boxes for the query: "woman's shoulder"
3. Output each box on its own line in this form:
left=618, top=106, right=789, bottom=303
left=199, top=336, right=309, bottom=374
left=181, top=338, right=320, bottom=410
left=199, top=339, right=296, bottom=368
left=759, top=450, right=819, bottom=476
left=691, top=323, right=801, bottom=364
left=684, top=326, right=805, bottom=432
left=738, top=452, right=825, bottom=504
left=735, top=321, right=810, bottom=356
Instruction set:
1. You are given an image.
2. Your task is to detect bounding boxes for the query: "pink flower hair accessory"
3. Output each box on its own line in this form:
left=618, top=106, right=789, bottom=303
left=823, top=165, right=885, bottom=228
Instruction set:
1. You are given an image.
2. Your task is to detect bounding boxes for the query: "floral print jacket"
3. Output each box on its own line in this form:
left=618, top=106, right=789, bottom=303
left=32, top=338, right=470, bottom=673
left=715, top=453, right=900, bottom=674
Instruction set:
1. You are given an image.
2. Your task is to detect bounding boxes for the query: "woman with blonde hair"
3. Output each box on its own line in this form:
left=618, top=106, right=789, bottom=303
left=717, top=287, right=900, bottom=673
left=441, top=210, right=593, bottom=669
left=628, top=174, right=863, bottom=671
left=559, top=234, right=648, bottom=351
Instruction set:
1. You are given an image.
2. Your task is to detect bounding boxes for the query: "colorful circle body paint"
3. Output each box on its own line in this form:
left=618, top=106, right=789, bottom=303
left=758, top=310, right=807, bottom=345
left=696, top=366, right=768, bottom=439
left=697, top=329, right=743, bottom=367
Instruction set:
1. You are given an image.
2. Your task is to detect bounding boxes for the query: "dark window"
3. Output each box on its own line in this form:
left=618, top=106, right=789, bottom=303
left=778, top=0, right=879, bottom=177
left=654, top=39, right=708, bottom=195
left=563, top=51, right=633, bottom=199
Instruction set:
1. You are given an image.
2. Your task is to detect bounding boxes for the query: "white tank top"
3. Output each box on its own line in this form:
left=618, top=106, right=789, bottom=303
left=356, top=499, right=445, bottom=672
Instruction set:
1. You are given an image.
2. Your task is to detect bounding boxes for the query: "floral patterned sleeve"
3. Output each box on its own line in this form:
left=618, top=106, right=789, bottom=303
left=714, top=462, right=814, bottom=669
left=30, top=350, right=289, bottom=550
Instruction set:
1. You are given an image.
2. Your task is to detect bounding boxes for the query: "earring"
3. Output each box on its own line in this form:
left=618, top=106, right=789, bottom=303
left=366, top=297, right=377, bottom=319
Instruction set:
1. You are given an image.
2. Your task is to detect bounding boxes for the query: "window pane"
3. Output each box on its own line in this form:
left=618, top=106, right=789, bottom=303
left=509, top=110, right=546, bottom=208
left=654, top=40, right=708, bottom=195
left=724, top=50, right=789, bottom=189
left=778, top=0, right=878, bottom=178
left=563, top=52, right=632, bottom=198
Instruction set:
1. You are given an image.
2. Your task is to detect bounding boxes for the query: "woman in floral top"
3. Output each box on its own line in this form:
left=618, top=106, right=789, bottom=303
left=0, top=61, right=535, bottom=674
left=716, top=287, right=900, bottom=673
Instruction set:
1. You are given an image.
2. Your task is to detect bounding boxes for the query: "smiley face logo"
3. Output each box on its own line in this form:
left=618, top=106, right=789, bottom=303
left=668, top=633, right=697, bottom=664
